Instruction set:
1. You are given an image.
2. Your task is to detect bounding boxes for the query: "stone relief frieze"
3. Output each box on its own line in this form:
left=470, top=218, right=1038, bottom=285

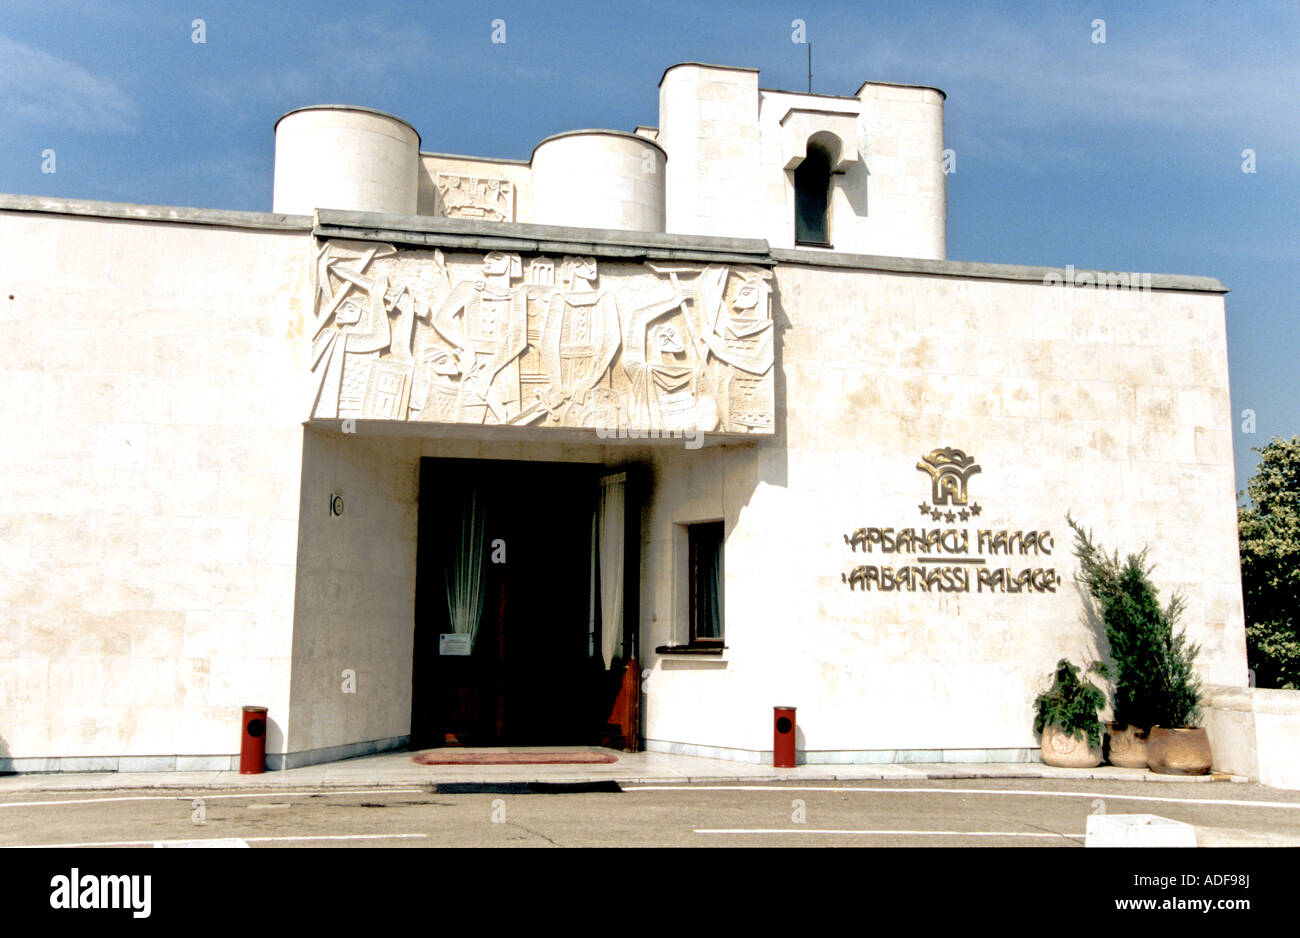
left=309, top=240, right=775, bottom=435
left=434, top=173, right=515, bottom=223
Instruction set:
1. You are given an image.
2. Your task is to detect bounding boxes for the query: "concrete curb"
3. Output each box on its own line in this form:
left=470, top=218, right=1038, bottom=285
left=0, top=764, right=1251, bottom=795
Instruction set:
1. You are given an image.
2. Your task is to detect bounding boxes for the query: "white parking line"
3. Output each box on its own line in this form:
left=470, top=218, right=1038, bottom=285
left=695, top=828, right=1081, bottom=838
left=13, top=833, right=430, bottom=848
left=627, top=785, right=1300, bottom=810
left=0, top=788, right=427, bottom=809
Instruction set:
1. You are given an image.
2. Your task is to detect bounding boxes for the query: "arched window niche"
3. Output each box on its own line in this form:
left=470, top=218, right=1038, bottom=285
left=794, top=135, right=837, bottom=247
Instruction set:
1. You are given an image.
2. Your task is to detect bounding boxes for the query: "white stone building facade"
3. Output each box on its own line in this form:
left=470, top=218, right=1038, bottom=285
left=1, top=62, right=1267, bottom=776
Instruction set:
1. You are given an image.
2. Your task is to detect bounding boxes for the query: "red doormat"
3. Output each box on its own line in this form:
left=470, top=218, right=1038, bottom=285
left=412, top=750, right=619, bottom=766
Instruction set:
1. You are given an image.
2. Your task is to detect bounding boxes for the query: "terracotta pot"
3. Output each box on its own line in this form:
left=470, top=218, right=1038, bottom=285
left=1104, top=723, right=1149, bottom=768
left=1040, top=725, right=1103, bottom=768
left=1146, top=726, right=1212, bottom=776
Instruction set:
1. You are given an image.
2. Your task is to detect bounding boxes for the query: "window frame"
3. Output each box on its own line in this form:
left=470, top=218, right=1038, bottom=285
left=793, top=145, right=833, bottom=248
left=687, top=520, right=725, bottom=647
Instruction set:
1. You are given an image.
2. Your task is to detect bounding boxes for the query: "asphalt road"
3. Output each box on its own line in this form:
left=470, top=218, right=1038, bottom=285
left=4, top=778, right=1300, bottom=848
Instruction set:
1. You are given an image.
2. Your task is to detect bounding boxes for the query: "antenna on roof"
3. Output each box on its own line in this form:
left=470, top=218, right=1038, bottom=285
left=808, top=42, right=813, bottom=93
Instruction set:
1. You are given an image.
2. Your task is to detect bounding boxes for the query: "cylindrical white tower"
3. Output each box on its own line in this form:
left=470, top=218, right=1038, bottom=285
left=530, top=130, right=666, bottom=232
left=272, top=105, right=420, bottom=216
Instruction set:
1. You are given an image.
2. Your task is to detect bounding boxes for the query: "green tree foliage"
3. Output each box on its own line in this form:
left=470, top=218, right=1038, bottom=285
left=1067, top=515, right=1201, bottom=728
left=1238, top=436, right=1300, bottom=689
left=1033, top=658, right=1107, bottom=748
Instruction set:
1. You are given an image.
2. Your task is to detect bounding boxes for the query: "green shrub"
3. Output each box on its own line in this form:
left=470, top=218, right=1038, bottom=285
left=1067, top=515, right=1201, bottom=728
left=1238, top=436, right=1300, bottom=689
left=1033, top=658, right=1107, bottom=748
left=1245, top=618, right=1300, bottom=690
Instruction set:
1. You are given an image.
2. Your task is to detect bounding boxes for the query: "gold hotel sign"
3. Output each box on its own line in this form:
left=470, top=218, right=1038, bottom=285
left=841, top=448, right=1059, bottom=594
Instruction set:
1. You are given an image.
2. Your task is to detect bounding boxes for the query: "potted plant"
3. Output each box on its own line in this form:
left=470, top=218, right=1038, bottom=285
left=1067, top=515, right=1210, bottom=774
left=1033, top=658, right=1107, bottom=768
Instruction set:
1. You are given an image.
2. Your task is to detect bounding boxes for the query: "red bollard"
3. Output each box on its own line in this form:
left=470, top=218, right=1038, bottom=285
left=773, top=706, right=796, bottom=768
left=240, top=706, right=268, bottom=774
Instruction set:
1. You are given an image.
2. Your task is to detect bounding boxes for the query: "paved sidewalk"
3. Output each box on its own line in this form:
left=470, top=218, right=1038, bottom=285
left=0, top=747, right=1250, bottom=793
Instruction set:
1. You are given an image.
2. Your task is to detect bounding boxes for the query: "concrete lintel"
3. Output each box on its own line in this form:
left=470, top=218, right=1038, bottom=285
left=532, top=239, right=626, bottom=256
left=314, top=209, right=775, bottom=264
left=306, top=419, right=766, bottom=448
left=779, top=105, right=862, bottom=126
left=0, top=193, right=312, bottom=231
left=771, top=247, right=1229, bottom=294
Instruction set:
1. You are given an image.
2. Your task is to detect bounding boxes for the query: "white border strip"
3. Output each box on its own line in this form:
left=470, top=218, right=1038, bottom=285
left=15, top=833, right=428, bottom=848
left=694, top=828, right=1079, bottom=837
left=0, top=788, right=427, bottom=809
left=627, top=785, right=1300, bottom=810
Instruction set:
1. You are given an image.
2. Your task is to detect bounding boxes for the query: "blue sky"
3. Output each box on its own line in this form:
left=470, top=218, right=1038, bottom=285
left=2, top=0, right=1295, bottom=492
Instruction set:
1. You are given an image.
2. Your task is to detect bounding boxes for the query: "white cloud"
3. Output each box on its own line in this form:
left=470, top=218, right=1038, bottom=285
left=0, top=32, right=137, bottom=132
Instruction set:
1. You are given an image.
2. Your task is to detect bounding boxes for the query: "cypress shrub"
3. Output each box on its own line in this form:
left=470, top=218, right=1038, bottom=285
left=1067, top=514, right=1201, bottom=729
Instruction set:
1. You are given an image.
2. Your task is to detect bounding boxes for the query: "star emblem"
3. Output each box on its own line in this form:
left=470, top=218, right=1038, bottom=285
left=959, top=509, right=970, bottom=521
left=929, top=508, right=943, bottom=521
left=944, top=511, right=956, bottom=523
left=918, top=502, right=931, bottom=516
left=970, top=503, right=982, bottom=517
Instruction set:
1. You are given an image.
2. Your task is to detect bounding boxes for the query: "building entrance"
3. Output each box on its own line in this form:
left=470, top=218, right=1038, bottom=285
left=410, top=458, right=641, bottom=750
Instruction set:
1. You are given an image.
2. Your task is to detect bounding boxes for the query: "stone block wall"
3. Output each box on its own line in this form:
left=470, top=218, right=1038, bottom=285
left=640, top=258, right=1245, bottom=759
left=0, top=205, right=311, bottom=769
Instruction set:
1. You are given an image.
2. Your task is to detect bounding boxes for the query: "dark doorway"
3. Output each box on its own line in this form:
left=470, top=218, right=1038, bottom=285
left=410, top=458, right=642, bottom=750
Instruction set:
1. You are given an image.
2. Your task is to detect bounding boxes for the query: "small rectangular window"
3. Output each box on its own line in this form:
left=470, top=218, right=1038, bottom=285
left=794, top=148, right=832, bottom=247
left=688, top=521, right=724, bottom=645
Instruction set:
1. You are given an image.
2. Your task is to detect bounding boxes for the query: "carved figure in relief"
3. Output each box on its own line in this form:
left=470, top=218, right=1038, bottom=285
left=536, top=256, right=621, bottom=426
left=436, top=174, right=514, bottom=223
left=313, top=242, right=460, bottom=422
left=361, top=277, right=420, bottom=419
left=406, top=251, right=462, bottom=422
left=430, top=251, right=528, bottom=424
left=309, top=240, right=778, bottom=434
left=409, top=345, right=463, bottom=422
left=621, top=278, right=704, bottom=432
left=311, top=242, right=400, bottom=419
left=689, top=265, right=775, bottom=430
